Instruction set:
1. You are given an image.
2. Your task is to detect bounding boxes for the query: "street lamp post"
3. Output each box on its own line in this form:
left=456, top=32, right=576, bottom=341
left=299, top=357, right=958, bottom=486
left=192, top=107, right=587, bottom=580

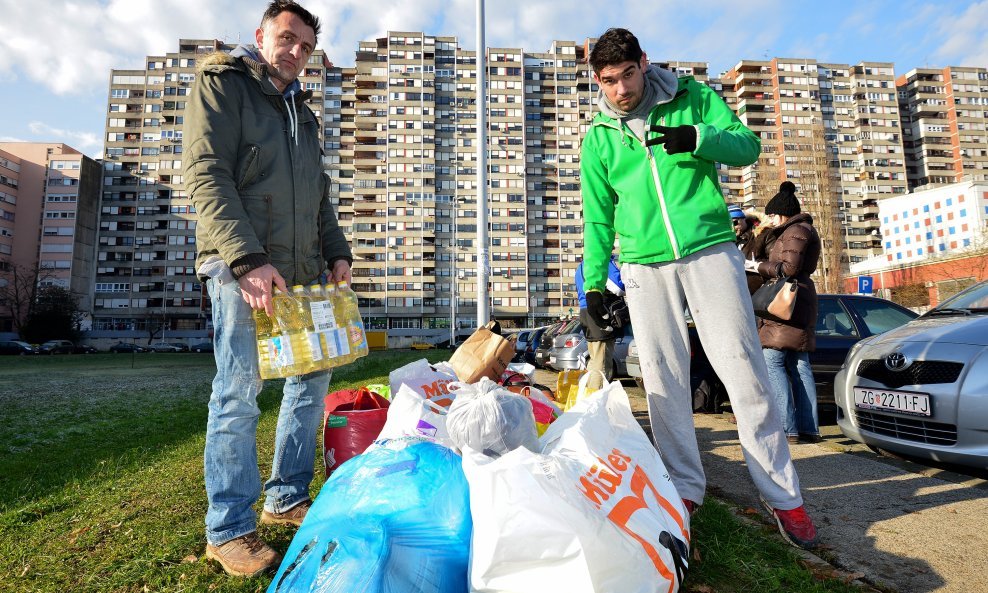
left=475, top=0, right=489, bottom=327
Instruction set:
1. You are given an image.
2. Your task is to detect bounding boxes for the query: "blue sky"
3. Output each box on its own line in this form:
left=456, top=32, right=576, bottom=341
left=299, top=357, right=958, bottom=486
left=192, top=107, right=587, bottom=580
left=1, top=0, right=986, bottom=158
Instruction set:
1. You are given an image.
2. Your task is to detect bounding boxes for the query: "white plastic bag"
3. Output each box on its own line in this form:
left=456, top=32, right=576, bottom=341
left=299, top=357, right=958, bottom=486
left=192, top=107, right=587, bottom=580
left=374, top=384, right=455, bottom=449
left=389, top=359, right=459, bottom=409
left=446, top=378, right=538, bottom=457
left=462, top=381, right=690, bottom=593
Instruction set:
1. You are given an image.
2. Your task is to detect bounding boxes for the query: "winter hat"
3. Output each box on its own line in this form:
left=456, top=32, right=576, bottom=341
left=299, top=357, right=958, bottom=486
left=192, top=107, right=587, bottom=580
left=765, top=181, right=801, bottom=217
left=726, top=204, right=745, bottom=219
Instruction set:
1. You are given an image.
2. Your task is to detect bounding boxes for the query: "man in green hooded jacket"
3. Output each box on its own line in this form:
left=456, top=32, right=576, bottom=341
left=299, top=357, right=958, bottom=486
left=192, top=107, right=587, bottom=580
left=580, top=28, right=819, bottom=549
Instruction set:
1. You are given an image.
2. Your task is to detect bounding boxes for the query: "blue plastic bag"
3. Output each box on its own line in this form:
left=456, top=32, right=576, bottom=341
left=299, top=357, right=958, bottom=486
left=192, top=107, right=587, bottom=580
left=267, top=440, right=472, bottom=593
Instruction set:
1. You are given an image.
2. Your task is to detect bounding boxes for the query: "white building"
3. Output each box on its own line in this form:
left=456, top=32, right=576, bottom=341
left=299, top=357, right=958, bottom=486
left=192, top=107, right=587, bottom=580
left=878, top=179, right=988, bottom=265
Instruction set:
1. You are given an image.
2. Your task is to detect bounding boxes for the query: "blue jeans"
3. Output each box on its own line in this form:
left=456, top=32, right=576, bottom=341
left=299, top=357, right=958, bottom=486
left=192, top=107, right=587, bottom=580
left=762, top=348, right=819, bottom=437
left=204, top=277, right=331, bottom=546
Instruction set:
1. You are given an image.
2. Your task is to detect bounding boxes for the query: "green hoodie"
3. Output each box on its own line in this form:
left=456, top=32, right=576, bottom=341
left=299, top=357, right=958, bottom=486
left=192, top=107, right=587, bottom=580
left=580, top=76, right=760, bottom=292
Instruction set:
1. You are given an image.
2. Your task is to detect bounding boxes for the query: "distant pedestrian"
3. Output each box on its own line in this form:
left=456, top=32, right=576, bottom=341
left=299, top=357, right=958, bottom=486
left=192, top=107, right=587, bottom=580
left=746, top=182, right=823, bottom=444
left=580, top=27, right=818, bottom=548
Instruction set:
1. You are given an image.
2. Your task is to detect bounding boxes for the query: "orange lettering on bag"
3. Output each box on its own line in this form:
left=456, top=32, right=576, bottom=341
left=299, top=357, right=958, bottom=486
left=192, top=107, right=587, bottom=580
left=607, top=464, right=678, bottom=588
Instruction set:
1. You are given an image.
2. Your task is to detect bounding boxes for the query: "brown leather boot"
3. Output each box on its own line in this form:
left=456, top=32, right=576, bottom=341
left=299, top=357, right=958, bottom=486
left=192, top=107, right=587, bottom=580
left=260, top=500, right=311, bottom=527
left=205, top=532, right=281, bottom=577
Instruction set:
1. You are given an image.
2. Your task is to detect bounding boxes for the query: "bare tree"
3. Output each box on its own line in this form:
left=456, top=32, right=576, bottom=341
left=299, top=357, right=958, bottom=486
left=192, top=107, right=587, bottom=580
left=0, top=262, right=57, bottom=335
left=799, top=122, right=844, bottom=294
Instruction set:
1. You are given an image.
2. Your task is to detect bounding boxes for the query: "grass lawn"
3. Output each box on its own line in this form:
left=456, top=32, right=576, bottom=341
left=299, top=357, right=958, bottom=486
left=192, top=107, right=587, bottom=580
left=0, top=352, right=861, bottom=593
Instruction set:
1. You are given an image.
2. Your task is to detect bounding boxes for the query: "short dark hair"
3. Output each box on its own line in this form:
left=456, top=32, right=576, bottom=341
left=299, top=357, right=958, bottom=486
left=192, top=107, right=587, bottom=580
left=589, top=28, right=643, bottom=74
left=261, top=0, right=321, bottom=44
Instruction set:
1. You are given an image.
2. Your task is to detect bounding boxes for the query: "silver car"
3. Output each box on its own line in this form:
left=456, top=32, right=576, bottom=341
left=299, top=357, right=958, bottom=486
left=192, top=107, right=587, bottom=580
left=835, top=280, right=988, bottom=469
left=547, top=324, right=635, bottom=379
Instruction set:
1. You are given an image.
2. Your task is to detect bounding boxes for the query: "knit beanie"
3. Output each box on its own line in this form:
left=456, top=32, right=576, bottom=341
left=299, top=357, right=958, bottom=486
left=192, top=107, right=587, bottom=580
left=765, top=181, right=801, bottom=217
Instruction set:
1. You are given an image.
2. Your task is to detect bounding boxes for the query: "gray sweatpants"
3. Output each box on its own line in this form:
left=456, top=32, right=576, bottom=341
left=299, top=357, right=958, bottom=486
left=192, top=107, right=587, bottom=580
left=622, top=242, right=803, bottom=510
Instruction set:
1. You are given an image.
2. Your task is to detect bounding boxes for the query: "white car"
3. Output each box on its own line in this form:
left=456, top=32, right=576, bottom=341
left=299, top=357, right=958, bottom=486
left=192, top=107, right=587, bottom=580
left=835, top=280, right=988, bottom=469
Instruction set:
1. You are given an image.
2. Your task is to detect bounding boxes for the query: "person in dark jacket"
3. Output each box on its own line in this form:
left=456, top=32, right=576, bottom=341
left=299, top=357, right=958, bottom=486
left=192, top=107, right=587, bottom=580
left=745, top=182, right=822, bottom=444
left=184, top=0, right=352, bottom=577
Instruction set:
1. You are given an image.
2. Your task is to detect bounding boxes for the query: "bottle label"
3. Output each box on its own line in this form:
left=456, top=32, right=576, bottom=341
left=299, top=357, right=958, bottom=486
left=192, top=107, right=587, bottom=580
left=270, top=336, right=294, bottom=367
left=306, top=331, right=324, bottom=362
left=310, top=300, right=337, bottom=332
left=336, top=328, right=351, bottom=356
left=321, top=328, right=350, bottom=358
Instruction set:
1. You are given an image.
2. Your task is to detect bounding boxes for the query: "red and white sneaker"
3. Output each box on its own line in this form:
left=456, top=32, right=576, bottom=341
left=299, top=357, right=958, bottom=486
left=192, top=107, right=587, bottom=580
left=760, top=496, right=819, bottom=549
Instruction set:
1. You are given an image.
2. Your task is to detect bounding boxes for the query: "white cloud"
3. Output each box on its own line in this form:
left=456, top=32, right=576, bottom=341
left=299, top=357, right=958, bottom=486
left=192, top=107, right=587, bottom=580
left=27, top=121, right=102, bottom=153
left=933, top=1, right=988, bottom=67
left=0, top=135, right=27, bottom=142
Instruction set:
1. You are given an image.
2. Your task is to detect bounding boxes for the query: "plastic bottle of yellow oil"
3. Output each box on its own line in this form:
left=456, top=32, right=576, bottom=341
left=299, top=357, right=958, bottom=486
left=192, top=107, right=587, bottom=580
left=336, top=281, right=369, bottom=362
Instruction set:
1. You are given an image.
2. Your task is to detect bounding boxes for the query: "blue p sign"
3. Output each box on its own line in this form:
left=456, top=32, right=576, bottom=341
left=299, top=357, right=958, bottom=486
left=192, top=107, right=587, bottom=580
left=858, top=276, right=874, bottom=295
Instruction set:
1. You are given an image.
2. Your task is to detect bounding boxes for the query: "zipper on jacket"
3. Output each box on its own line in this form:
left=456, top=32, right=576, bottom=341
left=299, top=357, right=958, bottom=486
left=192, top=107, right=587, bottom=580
left=644, top=115, right=682, bottom=259
left=237, top=145, right=260, bottom=191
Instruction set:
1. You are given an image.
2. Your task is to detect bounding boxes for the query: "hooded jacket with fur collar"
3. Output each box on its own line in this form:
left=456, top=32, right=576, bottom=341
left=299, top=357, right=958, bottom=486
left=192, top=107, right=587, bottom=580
left=184, top=47, right=351, bottom=285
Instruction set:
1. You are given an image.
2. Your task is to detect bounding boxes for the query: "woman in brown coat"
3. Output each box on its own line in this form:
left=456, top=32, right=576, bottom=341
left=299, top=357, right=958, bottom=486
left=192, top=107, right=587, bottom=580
left=744, top=182, right=822, bottom=443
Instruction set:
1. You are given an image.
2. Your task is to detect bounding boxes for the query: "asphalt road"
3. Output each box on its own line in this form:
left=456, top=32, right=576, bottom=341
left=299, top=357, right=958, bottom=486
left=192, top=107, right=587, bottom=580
left=535, top=370, right=988, bottom=593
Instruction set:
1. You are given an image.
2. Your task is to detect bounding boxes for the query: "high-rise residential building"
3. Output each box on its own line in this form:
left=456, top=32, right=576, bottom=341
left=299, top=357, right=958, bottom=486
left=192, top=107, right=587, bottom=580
left=717, top=58, right=909, bottom=273
left=897, top=66, right=988, bottom=191
left=0, top=143, right=100, bottom=334
left=97, top=39, right=331, bottom=339
left=322, top=32, right=599, bottom=337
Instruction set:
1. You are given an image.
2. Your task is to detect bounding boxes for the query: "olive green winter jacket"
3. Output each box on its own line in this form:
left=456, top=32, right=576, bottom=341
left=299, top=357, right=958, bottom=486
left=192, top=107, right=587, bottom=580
left=580, top=76, right=760, bottom=292
left=184, top=51, right=351, bottom=286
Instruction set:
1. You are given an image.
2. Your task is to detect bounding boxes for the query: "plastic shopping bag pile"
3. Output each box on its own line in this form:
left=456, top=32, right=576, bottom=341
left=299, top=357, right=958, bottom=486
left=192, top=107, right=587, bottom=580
left=269, top=358, right=690, bottom=593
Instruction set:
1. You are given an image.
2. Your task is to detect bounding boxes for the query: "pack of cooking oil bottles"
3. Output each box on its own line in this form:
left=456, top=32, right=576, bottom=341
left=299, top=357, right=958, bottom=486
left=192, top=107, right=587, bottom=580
left=254, top=282, right=369, bottom=379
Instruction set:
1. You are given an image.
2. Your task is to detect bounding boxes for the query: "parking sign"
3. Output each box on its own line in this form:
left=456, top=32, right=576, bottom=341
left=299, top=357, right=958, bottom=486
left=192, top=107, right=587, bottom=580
left=858, top=276, right=874, bottom=295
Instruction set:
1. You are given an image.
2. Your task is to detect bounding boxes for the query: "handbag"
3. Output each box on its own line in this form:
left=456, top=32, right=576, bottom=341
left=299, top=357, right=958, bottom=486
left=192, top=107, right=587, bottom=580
left=323, top=387, right=390, bottom=476
left=448, top=321, right=517, bottom=383
left=751, top=270, right=798, bottom=322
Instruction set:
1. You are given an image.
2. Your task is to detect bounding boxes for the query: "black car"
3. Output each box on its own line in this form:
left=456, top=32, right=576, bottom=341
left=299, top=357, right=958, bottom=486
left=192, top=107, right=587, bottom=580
left=0, top=340, right=36, bottom=355
left=523, top=326, right=548, bottom=366
left=627, top=294, right=918, bottom=413
left=39, top=340, right=76, bottom=354
left=73, top=344, right=99, bottom=354
left=190, top=342, right=214, bottom=353
left=109, top=342, right=147, bottom=353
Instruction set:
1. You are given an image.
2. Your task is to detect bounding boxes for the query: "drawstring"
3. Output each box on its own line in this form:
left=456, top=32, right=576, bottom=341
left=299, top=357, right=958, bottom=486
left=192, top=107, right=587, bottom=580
left=283, top=91, right=299, bottom=146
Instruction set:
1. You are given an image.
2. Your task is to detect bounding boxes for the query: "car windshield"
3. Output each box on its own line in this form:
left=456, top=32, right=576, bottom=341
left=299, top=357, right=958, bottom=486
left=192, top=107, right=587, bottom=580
left=848, top=299, right=917, bottom=335
left=927, top=281, right=988, bottom=315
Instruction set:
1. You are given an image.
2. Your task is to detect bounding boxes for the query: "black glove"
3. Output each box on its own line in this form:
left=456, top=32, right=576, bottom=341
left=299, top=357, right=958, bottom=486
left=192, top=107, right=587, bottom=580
left=645, top=125, right=697, bottom=155
left=585, top=290, right=613, bottom=331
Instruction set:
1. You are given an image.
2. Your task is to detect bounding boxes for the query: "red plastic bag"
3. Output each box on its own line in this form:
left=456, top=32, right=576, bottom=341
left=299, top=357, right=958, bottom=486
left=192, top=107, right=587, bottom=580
left=323, top=387, right=390, bottom=477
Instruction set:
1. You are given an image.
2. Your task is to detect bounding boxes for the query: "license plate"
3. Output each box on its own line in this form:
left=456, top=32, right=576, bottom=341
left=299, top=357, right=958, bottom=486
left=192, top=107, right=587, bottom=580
left=853, top=387, right=931, bottom=417
left=549, top=356, right=556, bottom=364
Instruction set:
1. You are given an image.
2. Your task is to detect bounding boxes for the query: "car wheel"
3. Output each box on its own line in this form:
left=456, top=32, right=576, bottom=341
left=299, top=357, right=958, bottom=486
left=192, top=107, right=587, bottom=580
left=692, top=378, right=724, bottom=414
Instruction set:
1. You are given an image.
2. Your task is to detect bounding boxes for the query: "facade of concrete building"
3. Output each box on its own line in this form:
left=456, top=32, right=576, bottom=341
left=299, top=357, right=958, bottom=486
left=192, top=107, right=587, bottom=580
left=717, top=58, right=909, bottom=267
left=97, top=39, right=331, bottom=340
left=877, top=179, right=988, bottom=265
left=897, top=66, right=988, bottom=191
left=0, top=143, right=100, bottom=334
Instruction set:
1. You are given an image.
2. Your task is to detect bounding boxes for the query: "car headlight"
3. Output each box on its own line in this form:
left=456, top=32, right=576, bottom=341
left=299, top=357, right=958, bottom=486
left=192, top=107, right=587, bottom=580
left=841, top=337, right=873, bottom=369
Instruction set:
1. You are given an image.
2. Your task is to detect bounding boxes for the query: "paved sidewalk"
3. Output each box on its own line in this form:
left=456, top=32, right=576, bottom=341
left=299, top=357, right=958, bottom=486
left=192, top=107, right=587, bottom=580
left=534, top=369, right=987, bottom=592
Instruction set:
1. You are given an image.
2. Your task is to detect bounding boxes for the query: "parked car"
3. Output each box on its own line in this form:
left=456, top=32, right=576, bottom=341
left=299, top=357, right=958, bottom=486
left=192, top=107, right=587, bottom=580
left=73, top=344, right=99, bottom=354
left=148, top=342, right=185, bottom=353
left=190, top=341, right=214, bottom=353
left=38, top=340, right=76, bottom=355
left=523, top=326, right=548, bottom=366
left=835, top=280, right=988, bottom=469
left=534, top=319, right=579, bottom=369
left=0, top=340, right=37, bottom=355
left=546, top=323, right=635, bottom=380
left=109, top=342, right=147, bottom=353
left=626, top=294, right=917, bottom=413
left=513, top=329, right=535, bottom=362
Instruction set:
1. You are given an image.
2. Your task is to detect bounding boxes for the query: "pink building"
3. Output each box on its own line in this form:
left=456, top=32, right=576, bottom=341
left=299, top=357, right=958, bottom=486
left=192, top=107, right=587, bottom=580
left=0, top=143, right=100, bottom=335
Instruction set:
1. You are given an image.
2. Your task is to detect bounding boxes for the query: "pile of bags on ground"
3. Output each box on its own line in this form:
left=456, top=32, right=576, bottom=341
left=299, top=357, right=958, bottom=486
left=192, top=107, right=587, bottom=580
left=267, top=322, right=691, bottom=593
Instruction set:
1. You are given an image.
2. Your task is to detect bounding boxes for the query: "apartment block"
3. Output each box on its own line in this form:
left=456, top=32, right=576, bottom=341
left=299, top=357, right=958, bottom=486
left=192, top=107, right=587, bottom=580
left=718, top=58, right=909, bottom=267
left=0, top=143, right=100, bottom=333
left=97, top=39, right=331, bottom=338
left=897, top=66, right=988, bottom=191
